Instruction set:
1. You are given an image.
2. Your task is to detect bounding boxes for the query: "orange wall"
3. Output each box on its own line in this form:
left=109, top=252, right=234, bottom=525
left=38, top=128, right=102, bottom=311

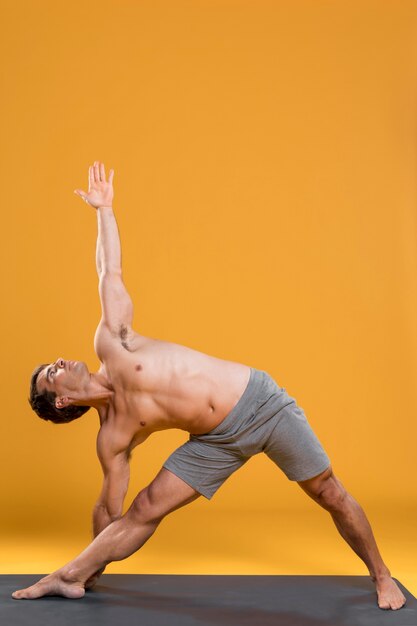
left=1, top=0, right=417, bottom=579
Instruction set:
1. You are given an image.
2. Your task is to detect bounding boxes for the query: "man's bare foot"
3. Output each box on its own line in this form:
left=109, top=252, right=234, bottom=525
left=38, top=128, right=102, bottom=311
left=375, top=575, right=406, bottom=610
left=11, top=571, right=85, bottom=600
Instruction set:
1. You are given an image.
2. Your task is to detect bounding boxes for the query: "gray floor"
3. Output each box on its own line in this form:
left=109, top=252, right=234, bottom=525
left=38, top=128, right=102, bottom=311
left=2, top=574, right=416, bottom=626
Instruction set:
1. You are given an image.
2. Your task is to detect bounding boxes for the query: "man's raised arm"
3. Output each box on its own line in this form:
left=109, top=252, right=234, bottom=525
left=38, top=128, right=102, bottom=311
left=74, top=161, right=133, bottom=334
left=96, top=206, right=121, bottom=276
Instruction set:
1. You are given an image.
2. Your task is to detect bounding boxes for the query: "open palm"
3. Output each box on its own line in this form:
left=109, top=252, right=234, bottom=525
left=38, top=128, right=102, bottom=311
left=74, top=161, right=114, bottom=209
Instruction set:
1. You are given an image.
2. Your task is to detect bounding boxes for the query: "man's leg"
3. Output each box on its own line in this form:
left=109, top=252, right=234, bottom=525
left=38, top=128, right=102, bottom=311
left=297, top=465, right=406, bottom=610
left=12, top=468, right=201, bottom=599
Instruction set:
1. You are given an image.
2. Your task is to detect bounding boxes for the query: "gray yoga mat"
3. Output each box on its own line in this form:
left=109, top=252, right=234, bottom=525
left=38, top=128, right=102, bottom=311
left=2, top=574, right=416, bottom=626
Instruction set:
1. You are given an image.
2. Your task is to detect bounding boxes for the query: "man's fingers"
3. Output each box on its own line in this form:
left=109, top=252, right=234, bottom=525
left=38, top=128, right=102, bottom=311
left=74, top=189, right=87, bottom=202
left=85, top=161, right=111, bottom=191
left=94, top=161, right=100, bottom=183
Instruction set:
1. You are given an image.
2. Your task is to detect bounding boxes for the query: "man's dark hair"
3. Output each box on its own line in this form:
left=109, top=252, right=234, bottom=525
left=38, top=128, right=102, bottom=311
left=28, top=364, right=91, bottom=424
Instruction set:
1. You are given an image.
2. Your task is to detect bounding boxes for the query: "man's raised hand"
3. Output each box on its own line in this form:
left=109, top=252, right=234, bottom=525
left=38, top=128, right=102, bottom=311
left=74, top=161, right=114, bottom=209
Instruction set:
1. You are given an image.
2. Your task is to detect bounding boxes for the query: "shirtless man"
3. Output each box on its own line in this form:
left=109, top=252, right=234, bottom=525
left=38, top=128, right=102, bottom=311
left=12, top=161, right=406, bottom=610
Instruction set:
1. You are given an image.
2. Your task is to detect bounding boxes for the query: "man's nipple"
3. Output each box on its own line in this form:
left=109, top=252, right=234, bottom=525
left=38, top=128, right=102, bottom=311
left=135, top=364, right=143, bottom=371
left=140, top=421, right=146, bottom=427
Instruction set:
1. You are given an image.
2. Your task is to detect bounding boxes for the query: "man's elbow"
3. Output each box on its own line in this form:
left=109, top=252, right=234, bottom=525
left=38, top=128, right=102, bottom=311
left=100, top=267, right=122, bottom=279
left=94, top=501, right=123, bottom=522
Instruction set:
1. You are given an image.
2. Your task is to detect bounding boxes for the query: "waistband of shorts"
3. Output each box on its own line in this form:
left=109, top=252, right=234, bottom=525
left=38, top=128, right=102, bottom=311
left=196, top=367, right=269, bottom=437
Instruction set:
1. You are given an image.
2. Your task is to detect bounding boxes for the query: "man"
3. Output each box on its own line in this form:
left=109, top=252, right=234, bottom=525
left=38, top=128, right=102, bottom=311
left=12, top=161, right=405, bottom=610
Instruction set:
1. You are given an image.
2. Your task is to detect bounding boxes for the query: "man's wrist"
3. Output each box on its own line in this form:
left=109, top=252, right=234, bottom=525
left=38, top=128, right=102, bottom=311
left=97, top=205, right=113, bottom=211
left=92, top=504, right=113, bottom=537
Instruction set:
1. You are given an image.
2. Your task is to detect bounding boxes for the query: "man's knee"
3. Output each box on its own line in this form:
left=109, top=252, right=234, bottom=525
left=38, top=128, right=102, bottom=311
left=128, top=469, right=200, bottom=524
left=297, top=465, right=348, bottom=511
left=129, top=486, right=165, bottom=524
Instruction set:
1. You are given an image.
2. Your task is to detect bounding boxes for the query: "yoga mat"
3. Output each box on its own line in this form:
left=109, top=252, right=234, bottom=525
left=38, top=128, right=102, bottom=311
left=2, top=574, right=416, bottom=626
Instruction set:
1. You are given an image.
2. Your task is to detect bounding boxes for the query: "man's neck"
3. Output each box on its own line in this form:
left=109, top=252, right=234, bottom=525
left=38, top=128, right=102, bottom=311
left=72, top=370, right=114, bottom=412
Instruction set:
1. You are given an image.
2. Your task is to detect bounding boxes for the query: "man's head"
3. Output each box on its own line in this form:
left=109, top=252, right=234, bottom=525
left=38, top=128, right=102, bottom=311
left=29, top=358, right=91, bottom=424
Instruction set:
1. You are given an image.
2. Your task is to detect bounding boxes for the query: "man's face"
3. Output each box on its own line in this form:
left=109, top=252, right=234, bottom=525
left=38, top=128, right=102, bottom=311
left=36, top=358, right=90, bottom=407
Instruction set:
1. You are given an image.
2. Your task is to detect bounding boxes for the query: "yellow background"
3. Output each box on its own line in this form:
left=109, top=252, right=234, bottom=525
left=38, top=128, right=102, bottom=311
left=1, top=0, right=417, bottom=596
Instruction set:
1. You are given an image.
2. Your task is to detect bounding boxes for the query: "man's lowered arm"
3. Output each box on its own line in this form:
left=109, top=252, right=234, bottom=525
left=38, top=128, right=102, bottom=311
left=93, top=433, right=131, bottom=537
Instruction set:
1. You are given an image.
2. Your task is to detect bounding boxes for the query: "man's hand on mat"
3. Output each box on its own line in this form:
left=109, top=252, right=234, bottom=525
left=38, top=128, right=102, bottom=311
left=11, top=568, right=86, bottom=600
left=74, top=160, right=114, bottom=209
left=84, top=566, right=106, bottom=590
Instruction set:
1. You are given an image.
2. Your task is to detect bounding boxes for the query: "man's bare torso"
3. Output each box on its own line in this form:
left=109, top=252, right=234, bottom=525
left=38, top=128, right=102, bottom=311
left=95, top=322, right=251, bottom=456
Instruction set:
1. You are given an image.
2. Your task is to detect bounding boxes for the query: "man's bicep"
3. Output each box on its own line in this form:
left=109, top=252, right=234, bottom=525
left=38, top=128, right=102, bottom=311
left=98, top=272, right=134, bottom=332
left=96, top=450, right=131, bottom=520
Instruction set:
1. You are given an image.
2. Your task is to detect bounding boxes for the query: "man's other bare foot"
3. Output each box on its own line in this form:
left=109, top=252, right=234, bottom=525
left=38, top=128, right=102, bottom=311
left=375, top=575, right=406, bottom=610
left=11, top=571, right=85, bottom=600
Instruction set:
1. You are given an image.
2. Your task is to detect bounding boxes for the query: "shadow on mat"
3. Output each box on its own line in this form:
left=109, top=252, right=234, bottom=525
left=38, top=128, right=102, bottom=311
left=87, top=583, right=372, bottom=626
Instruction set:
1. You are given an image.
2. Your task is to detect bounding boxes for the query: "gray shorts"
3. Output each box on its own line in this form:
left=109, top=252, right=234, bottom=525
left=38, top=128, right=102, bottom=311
left=163, top=367, right=331, bottom=500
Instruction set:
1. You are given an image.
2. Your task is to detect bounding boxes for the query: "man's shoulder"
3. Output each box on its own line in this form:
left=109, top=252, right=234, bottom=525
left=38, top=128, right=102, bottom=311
left=94, top=320, right=120, bottom=358
left=96, top=421, right=133, bottom=465
left=94, top=320, right=150, bottom=360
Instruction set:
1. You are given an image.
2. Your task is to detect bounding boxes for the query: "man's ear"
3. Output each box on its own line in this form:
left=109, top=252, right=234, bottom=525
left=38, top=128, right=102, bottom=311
left=55, top=396, right=71, bottom=409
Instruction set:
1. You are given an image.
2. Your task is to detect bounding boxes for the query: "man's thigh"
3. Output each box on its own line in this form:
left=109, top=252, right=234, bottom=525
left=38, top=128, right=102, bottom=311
left=162, top=438, right=247, bottom=500
left=263, top=402, right=331, bottom=482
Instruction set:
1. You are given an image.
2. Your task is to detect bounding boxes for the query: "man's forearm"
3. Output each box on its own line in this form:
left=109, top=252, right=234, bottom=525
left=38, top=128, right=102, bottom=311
left=96, top=206, right=122, bottom=276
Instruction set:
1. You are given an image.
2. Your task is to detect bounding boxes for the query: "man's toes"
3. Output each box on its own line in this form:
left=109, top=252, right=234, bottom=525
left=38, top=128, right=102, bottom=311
left=12, top=584, right=43, bottom=600
left=378, top=597, right=406, bottom=610
left=12, top=589, right=30, bottom=600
